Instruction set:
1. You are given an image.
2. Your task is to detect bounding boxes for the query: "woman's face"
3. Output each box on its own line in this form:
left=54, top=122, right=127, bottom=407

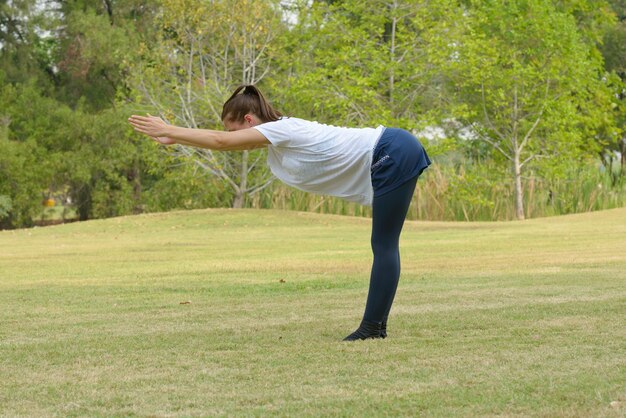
left=223, top=113, right=261, bottom=132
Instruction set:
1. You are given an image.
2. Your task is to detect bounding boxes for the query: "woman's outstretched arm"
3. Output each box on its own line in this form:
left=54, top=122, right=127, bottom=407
left=128, top=114, right=270, bottom=150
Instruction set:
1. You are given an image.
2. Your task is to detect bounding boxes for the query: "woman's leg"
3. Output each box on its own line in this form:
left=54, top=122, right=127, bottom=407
left=344, top=176, right=418, bottom=341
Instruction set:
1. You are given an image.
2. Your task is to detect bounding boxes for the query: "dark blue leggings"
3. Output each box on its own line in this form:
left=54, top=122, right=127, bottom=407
left=362, top=176, right=418, bottom=323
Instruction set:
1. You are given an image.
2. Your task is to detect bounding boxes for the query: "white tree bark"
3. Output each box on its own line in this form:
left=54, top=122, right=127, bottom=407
left=137, top=0, right=282, bottom=208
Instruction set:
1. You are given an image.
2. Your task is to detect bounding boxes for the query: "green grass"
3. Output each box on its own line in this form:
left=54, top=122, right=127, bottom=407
left=1, top=208, right=625, bottom=417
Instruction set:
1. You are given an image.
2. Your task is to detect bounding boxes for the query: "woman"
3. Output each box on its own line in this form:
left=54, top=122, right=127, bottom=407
left=128, top=85, right=431, bottom=341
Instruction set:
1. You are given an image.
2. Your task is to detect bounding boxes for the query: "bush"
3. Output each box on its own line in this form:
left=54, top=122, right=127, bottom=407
left=0, top=195, right=12, bottom=220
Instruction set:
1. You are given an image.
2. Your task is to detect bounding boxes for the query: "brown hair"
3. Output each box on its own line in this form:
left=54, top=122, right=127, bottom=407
left=221, top=85, right=282, bottom=123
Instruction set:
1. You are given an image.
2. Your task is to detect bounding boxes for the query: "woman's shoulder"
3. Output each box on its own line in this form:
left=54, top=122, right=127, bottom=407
left=271, top=116, right=309, bottom=125
left=257, top=116, right=305, bottom=131
left=258, top=117, right=321, bottom=135
left=272, top=117, right=350, bottom=132
left=259, top=116, right=380, bottom=137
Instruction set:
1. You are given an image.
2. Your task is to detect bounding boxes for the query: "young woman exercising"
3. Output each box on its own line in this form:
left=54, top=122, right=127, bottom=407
left=128, top=85, right=431, bottom=341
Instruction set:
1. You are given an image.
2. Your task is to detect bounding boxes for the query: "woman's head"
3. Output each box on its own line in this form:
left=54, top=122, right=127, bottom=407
left=221, top=85, right=281, bottom=131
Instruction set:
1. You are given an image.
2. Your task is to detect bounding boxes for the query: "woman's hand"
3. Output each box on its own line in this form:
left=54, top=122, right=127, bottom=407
left=128, top=114, right=173, bottom=141
left=151, top=136, right=177, bottom=145
left=129, top=113, right=271, bottom=151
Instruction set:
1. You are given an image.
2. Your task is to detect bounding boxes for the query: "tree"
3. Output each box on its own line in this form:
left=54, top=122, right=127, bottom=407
left=277, top=0, right=461, bottom=130
left=132, top=0, right=286, bottom=208
left=600, top=0, right=626, bottom=183
left=0, top=78, right=56, bottom=228
left=51, top=0, right=160, bottom=111
left=452, top=0, right=610, bottom=219
left=0, top=0, right=57, bottom=85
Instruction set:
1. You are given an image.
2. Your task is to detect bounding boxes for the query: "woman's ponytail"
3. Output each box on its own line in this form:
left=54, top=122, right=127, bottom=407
left=221, top=85, right=282, bottom=123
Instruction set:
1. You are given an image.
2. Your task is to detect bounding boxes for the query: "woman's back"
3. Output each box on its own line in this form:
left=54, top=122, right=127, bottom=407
left=255, top=117, right=384, bottom=205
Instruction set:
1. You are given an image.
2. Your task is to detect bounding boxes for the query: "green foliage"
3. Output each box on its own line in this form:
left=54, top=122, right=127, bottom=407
left=0, top=195, right=12, bottom=220
left=602, top=21, right=626, bottom=73
left=52, top=0, right=157, bottom=111
left=0, top=136, right=46, bottom=229
left=0, top=80, right=55, bottom=228
left=599, top=6, right=626, bottom=184
left=448, top=0, right=614, bottom=218
left=1, top=0, right=625, bottom=226
left=0, top=77, right=164, bottom=227
left=142, top=158, right=234, bottom=212
left=0, top=0, right=53, bottom=85
left=277, top=0, right=460, bottom=129
left=415, top=160, right=626, bottom=221
left=129, top=0, right=285, bottom=207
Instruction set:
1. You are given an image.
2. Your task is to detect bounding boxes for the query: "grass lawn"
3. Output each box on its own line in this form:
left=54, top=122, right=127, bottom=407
left=1, top=208, right=625, bottom=417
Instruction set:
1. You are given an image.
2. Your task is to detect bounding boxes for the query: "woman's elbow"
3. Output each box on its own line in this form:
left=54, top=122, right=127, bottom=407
left=213, top=136, right=230, bottom=150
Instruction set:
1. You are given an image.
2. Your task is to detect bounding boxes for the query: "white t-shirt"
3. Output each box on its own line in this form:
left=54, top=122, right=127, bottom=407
left=254, top=117, right=384, bottom=206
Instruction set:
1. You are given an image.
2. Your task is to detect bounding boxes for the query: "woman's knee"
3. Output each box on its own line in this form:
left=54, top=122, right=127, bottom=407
left=371, top=240, right=399, bottom=257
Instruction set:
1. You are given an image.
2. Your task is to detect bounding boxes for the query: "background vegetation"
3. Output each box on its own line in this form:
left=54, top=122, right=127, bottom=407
left=1, top=0, right=625, bottom=228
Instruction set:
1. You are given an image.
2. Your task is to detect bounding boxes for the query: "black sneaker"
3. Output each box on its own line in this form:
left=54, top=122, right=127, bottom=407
left=343, top=319, right=383, bottom=341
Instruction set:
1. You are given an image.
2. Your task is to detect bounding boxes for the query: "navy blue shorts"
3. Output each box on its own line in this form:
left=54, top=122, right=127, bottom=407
left=371, top=128, right=431, bottom=198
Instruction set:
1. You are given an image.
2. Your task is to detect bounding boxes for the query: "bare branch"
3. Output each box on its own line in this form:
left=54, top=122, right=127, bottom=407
left=138, top=80, right=169, bottom=119
left=246, top=178, right=275, bottom=196
left=519, top=79, right=550, bottom=153
left=177, top=90, right=195, bottom=127
left=247, top=151, right=266, bottom=174
left=512, top=83, right=518, bottom=138
left=183, top=39, right=199, bottom=128
left=520, top=153, right=548, bottom=168
left=476, top=127, right=514, bottom=162
left=481, top=82, right=509, bottom=142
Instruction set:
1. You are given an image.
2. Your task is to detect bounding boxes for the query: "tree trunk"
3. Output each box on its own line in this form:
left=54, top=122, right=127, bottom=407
left=131, top=162, right=142, bottom=214
left=102, top=0, right=114, bottom=25
left=513, top=152, right=525, bottom=220
left=232, top=150, right=249, bottom=209
left=389, top=13, right=397, bottom=105
left=619, top=136, right=626, bottom=177
left=232, top=191, right=244, bottom=209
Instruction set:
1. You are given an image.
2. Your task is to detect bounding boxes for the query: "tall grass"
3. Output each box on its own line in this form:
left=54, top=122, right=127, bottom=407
left=251, top=162, right=626, bottom=221
left=417, top=162, right=626, bottom=221
left=250, top=183, right=372, bottom=218
left=31, top=161, right=625, bottom=225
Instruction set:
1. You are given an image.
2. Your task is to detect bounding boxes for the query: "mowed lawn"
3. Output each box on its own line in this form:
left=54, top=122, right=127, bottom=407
left=1, top=208, right=625, bottom=417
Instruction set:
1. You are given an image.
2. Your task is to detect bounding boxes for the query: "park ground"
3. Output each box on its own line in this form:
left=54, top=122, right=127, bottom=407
left=1, top=208, right=625, bottom=416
